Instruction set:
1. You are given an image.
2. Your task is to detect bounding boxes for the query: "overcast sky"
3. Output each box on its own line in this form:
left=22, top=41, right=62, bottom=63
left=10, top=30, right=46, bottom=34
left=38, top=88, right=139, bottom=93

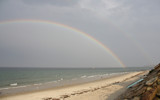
left=0, top=0, right=160, bottom=68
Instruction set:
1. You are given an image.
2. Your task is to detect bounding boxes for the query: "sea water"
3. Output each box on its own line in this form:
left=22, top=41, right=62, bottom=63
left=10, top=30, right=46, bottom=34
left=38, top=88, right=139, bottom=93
left=0, top=67, right=152, bottom=95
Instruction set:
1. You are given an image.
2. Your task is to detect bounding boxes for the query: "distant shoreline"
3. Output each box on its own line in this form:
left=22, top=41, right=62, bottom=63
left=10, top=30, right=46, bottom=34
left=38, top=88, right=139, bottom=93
left=0, top=71, right=131, bottom=96
left=0, top=67, right=151, bottom=97
left=0, top=71, right=148, bottom=100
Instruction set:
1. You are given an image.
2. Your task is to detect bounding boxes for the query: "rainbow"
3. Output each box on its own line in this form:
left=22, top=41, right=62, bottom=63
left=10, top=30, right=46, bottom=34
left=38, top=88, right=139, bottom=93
left=0, top=19, right=126, bottom=68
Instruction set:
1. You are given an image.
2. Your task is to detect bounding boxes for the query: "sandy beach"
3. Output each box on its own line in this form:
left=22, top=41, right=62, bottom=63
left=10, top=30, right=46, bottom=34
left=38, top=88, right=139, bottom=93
left=0, top=71, right=148, bottom=100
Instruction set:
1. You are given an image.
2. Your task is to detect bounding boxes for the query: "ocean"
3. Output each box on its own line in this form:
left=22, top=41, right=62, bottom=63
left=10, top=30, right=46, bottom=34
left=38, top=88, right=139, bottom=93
left=0, top=67, right=152, bottom=95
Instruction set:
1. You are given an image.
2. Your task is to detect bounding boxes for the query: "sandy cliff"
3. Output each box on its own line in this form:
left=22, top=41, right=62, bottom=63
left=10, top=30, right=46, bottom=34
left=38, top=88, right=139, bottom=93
left=116, top=63, right=160, bottom=100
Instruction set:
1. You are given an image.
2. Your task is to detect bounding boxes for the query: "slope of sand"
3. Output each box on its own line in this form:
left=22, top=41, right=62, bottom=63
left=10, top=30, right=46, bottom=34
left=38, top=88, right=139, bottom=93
left=0, top=71, right=148, bottom=100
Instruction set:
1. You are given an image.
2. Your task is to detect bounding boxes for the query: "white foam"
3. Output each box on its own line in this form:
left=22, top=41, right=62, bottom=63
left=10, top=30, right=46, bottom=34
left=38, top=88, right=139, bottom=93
left=81, top=75, right=87, bottom=78
left=87, top=75, right=97, bottom=78
left=0, top=87, right=10, bottom=90
left=57, top=78, right=63, bottom=81
left=0, top=85, right=30, bottom=91
left=34, top=83, right=42, bottom=86
left=10, top=83, right=17, bottom=86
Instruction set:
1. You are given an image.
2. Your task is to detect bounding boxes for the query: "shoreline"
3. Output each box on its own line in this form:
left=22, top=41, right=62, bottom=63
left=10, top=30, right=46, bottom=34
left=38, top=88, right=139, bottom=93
left=0, top=71, right=134, bottom=96
left=0, top=71, right=148, bottom=100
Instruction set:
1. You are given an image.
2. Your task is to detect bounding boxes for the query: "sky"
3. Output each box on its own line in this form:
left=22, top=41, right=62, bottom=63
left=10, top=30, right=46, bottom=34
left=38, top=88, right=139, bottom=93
left=0, top=0, right=160, bottom=68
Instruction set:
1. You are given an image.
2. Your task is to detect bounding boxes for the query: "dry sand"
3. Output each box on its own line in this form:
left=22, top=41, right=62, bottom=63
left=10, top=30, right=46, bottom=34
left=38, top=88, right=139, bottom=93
left=0, top=71, right=148, bottom=100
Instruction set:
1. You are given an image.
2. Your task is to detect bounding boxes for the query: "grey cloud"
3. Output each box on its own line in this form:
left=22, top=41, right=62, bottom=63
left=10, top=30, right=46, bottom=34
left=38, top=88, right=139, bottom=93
left=0, top=0, right=160, bottom=67
left=0, top=23, right=119, bottom=67
left=22, top=0, right=78, bottom=7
